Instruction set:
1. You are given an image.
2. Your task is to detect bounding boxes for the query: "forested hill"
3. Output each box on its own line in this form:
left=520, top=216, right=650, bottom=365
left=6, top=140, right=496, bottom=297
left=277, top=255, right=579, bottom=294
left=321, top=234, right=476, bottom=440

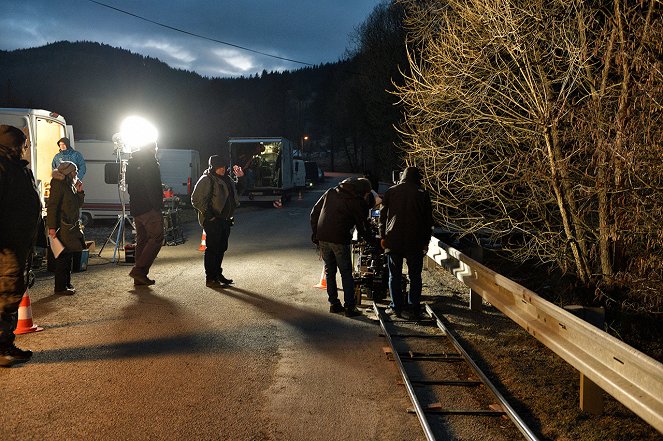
left=0, top=41, right=374, bottom=167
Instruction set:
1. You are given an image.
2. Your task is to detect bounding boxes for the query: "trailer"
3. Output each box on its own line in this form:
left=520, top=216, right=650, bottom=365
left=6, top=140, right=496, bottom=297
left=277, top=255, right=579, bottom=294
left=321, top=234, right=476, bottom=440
left=74, top=140, right=130, bottom=226
left=228, top=137, right=305, bottom=205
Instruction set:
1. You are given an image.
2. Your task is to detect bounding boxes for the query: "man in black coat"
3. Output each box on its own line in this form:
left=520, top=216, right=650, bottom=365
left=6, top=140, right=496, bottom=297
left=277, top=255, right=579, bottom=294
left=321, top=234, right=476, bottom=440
left=311, top=177, right=373, bottom=317
left=126, top=142, right=164, bottom=286
left=379, top=166, right=433, bottom=319
left=0, top=125, right=41, bottom=367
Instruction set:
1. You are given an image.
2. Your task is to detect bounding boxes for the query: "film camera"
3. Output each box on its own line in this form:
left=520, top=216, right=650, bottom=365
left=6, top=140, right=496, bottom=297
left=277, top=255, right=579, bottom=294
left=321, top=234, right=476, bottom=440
left=352, top=208, right=408, bottom=303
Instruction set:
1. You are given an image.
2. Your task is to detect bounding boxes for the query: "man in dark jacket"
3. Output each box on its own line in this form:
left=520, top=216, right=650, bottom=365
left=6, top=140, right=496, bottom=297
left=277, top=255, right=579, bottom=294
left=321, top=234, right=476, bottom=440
left=310, top=177, right=373, bottom=317
left=379, top=166, right=433, bottom=319
left=191, top=154, right=239, bottom=288
left=126, top=142, right=164, bottom=286
left=0, top=125, right=41, bottom=367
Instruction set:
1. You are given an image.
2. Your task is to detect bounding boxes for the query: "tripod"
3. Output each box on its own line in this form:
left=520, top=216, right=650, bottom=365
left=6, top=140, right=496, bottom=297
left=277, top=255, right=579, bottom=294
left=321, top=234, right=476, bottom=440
left=98, top=140, right=134, bottom=263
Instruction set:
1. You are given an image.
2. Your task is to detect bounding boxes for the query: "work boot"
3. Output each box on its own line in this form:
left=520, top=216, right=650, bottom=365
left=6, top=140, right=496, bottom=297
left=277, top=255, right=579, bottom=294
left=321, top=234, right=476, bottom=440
left=329, top=303, right=344, bottom=314
left=0, top=344, right=33, bottom=367
left=344, top=306, right=362, bottom=317
left=384, top=307, right=402, bottom=318
left=218, top=275, right=234, bottom=285
left=54, top=288, right=76, bottom=295
left=206, top=279, right=222, bottom=288
left=132, top=274, right=155, bottom=286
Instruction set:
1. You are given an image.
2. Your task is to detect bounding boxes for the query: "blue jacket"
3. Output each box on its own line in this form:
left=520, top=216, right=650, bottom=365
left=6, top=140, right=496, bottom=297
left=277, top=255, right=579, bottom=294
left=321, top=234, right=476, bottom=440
left=52, top=138, right=86, bottom=180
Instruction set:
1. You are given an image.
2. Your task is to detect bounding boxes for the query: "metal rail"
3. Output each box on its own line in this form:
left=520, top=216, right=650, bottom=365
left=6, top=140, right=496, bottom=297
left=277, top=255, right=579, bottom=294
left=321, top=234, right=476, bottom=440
left=373, top=303, right=436, bottom=441
left=427, top=238, right=663, bottom=433
left=374, top=302, right=539, bottom=441
left=424, top=304, right=539, bottom=441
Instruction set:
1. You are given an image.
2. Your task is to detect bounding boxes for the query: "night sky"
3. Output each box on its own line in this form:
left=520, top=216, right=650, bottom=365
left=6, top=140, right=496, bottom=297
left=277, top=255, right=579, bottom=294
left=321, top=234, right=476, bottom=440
left=1, top=0, right=382, bottom=78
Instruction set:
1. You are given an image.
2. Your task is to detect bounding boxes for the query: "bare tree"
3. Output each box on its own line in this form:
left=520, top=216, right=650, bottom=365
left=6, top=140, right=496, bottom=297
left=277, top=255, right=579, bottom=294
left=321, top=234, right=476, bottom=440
left=396, top=0, right=662, bottom=311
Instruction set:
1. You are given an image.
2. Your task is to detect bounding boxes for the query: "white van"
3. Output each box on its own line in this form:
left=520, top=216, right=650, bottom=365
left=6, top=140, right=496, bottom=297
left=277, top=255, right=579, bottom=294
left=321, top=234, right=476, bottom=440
left=156, top=149, right=200, bottom=201
left=74, top=140, right=130, bottom=226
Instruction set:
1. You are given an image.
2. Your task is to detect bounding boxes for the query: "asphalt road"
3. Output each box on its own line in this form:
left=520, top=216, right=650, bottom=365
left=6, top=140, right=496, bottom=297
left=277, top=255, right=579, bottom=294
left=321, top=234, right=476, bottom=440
left=1, top=178, right=423, bottom=440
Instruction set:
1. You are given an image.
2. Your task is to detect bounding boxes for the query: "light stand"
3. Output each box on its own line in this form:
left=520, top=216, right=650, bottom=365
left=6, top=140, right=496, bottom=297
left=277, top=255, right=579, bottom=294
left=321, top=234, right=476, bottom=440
left=98, top=135, right=135, bottom=263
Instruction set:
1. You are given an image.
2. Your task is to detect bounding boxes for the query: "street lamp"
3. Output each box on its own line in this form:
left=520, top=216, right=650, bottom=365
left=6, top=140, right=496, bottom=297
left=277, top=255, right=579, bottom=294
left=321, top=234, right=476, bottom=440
left=301, top=135, right=309, bottom=158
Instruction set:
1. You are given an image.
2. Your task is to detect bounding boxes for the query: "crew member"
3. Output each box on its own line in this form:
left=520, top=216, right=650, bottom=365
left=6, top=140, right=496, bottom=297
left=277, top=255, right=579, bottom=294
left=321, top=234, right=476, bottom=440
left=0, top=125, right=41, bottom=367
left=52, top=137, right=86, bottom=181
left=310, top=177, right=374, bottom=317
left=126, top=142, right=164, bottom=286
left=191, top=153, right=239, bottom=288
left=379, top=166, right=433, bottom=319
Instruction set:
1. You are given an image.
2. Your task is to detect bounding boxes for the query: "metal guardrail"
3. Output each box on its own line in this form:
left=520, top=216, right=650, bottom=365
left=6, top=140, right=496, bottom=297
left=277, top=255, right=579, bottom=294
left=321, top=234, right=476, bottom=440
left=426, top=238, right=663, bottom=434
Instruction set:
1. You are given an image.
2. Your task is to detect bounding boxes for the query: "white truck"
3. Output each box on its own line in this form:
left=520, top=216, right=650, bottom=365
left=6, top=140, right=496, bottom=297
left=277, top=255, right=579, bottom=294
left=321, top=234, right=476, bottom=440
left=156, top=148, right=201, bottom=202
left=229, top=137, right=305, bottom=205
left=74, top=140, right=130, bottom=226
left=0, top=108, right=69, bottom=207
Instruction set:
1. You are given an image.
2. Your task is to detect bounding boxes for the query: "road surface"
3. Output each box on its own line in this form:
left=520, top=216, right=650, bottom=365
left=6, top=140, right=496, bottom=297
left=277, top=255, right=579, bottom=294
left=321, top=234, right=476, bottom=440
left=1, top=178, right=423, bottom=440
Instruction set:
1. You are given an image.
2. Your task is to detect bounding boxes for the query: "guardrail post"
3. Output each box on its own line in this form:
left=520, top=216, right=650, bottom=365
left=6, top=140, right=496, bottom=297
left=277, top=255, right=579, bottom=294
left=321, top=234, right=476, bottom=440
left=467, top=245, right=483, bottom=312
left=564, top=305, right=606, bottom=415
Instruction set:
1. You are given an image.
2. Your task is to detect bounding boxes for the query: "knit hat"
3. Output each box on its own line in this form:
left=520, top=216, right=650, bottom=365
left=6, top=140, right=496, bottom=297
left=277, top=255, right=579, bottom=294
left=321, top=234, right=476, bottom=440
left=0, top=125, right=27, bottom=153
left=340, top=177, right=372, bottom=196
left=355, top=177, right=372, bottom=195
left=57, top=161, right=78, bottom=177
left=209, top=153, right=229, bottom=169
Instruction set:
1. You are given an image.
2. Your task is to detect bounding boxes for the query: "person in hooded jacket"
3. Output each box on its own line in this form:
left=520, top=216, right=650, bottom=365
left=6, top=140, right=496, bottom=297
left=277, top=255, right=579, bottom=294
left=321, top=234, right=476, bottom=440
left=379, top=166, right=433, bottom=319
left=125, top=142, right=164, bottom=286
left=0, top=125, right=41, bottom=367
left=47, top=161, right=85, bottom=295
left=52, top=137, right=86, bottom=181
left=310, top=177, right=374, bottom=317
left=191, top=154, right=239, bottom=288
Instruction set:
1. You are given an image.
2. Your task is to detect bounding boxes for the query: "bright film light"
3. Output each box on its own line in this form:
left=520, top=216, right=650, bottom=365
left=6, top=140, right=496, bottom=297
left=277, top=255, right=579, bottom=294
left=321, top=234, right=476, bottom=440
left=119, top=116, right=158, bottom=150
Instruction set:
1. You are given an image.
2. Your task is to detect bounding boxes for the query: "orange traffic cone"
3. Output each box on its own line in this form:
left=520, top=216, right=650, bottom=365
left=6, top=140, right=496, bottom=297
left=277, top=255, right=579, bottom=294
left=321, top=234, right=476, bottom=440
left=198, top=230, right=207, bottom=251
left=314, top=267, right=327, bottom=289
left=273, top=198, right=283, bottom=208
left=15, top=290, right=43, bottom=335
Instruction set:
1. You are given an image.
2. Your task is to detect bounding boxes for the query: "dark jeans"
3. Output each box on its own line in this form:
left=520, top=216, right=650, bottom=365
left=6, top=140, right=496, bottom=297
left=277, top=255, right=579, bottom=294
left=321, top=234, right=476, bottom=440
left=387, top=251, right=424, bottom=311
left=319, top=241, right=355, bottom=308
left=132, top=209, right=164, bottom=277
left=203, top=218, right=231, bottom=281
left=54, top=251, right=73, bottom=291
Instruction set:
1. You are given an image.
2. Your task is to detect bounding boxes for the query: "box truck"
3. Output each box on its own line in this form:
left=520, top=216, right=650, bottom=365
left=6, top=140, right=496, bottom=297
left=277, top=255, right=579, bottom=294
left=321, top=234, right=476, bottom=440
left=229, top=137, right=305, bottom=205
left=156, top=149, right=200, bottom=202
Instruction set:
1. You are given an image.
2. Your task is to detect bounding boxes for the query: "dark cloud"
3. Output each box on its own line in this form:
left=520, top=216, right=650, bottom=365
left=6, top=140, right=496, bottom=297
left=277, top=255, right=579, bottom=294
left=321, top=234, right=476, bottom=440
left=0, top=0, right=380, bottom=77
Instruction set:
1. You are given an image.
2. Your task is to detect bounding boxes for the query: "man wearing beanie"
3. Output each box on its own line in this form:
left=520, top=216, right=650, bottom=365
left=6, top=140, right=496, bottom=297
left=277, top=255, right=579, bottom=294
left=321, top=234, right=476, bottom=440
left=125, top=142, right=164, bottom=286
left=191, top=153, right=239, bottom=288
left=379, top=166, right=433, bottom=320
left=0, top=125, right=41, bottom=366
left=310, top=177, right=374, bottom=317
left=52, top=137, right=86, bottom=181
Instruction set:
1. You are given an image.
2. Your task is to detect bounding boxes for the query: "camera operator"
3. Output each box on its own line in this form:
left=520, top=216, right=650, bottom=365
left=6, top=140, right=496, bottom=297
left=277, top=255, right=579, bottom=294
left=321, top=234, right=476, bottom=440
left=310, top=177, right=374, bottom=318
